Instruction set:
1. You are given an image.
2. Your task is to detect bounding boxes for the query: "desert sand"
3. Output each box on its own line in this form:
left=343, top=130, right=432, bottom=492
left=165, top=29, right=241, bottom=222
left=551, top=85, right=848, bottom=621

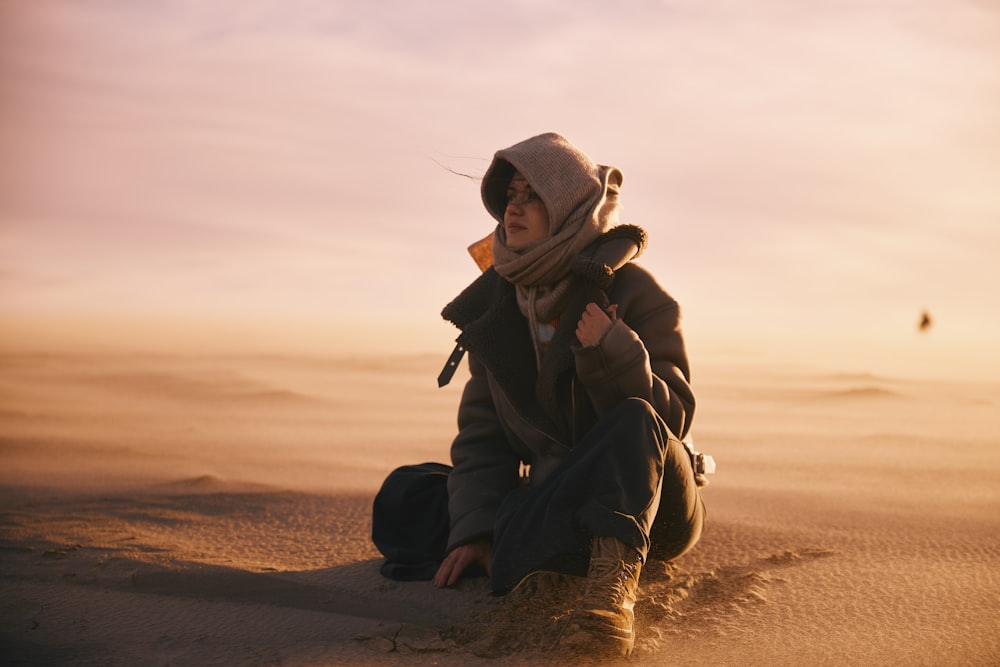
left=1, top=349, right=998, bottom=665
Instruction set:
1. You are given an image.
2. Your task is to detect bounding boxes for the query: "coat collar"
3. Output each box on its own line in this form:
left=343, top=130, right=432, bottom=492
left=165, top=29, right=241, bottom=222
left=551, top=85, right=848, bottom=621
left=442, top=224, right=646, bottom=330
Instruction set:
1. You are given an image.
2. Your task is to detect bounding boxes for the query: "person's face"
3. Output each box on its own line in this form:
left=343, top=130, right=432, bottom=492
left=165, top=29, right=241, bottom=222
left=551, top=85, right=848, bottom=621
left=503, top=171, right=549, bottom=250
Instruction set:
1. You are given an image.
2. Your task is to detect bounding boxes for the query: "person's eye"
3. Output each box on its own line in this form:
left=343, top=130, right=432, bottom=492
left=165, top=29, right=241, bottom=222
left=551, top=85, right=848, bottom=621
left=505, top=188, right=539, bottom=206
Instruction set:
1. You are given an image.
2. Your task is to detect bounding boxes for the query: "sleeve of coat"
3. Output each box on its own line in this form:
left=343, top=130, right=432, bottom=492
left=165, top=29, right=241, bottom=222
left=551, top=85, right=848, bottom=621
left=445, top=353, right=521, bottom=552
left=573, top=264, right=695, bottom=439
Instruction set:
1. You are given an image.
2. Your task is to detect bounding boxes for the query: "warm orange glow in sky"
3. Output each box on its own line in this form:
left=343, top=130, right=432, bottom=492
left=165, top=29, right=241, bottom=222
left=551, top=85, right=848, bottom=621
left=1, top=1, right=998, bottom=378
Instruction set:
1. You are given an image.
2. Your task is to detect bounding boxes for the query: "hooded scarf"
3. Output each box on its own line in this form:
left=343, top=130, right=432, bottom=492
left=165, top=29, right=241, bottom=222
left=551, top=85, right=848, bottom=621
left=481, top=133, right=624, bottom=362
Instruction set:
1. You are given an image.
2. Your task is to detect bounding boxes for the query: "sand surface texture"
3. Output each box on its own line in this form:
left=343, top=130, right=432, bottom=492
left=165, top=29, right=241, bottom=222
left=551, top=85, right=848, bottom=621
left=1, top=353, right=998, bottom=665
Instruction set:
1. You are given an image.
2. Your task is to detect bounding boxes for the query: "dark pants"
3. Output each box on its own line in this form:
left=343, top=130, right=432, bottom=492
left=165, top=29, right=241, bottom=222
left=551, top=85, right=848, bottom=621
left=490, top=398, right=704, bottom=591
left=372, top=398, right=705, bottom=592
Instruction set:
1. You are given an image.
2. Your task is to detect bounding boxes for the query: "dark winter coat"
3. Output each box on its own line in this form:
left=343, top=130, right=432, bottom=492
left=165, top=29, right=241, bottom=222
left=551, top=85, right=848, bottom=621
left=440, top=226, right=695, bottom=552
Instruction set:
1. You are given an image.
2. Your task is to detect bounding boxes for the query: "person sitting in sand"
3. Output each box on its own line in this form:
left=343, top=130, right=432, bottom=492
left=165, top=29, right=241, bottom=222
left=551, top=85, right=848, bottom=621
left=373, top=132, right=706, bottom=656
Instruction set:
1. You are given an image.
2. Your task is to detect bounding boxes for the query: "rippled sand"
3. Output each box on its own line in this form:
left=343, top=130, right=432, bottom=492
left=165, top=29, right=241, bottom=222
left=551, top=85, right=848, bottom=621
left=1, top=353, right=998, bottom=665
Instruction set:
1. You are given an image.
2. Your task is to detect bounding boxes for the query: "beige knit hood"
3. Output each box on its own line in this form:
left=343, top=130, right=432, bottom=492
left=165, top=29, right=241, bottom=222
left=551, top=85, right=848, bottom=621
left=483, top=132, right=623, bottom=290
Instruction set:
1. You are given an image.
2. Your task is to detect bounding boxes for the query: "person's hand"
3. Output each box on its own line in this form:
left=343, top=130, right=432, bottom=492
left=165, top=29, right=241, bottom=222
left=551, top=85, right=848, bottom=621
left=576, top=302, right=617, bottom=348
left=433, top=540, right=492, bottom=588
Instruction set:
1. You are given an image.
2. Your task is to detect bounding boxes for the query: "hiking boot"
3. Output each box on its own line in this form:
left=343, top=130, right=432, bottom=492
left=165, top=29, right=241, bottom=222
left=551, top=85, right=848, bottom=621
left=559, top=536, right=643, bottom=656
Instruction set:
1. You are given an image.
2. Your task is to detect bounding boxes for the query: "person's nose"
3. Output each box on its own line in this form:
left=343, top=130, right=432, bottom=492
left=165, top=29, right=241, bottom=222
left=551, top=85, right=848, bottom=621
left=505, top=199, right=524, bottom=217
left=505, top=193, right=529, bottom=214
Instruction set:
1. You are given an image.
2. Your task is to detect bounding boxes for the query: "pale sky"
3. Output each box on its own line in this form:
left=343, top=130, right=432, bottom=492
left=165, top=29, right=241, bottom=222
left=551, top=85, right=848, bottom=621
left=1, top=0, right=998, bottom=377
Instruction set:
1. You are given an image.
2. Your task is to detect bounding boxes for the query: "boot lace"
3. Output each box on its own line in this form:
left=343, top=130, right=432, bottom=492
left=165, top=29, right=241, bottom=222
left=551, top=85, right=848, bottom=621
left=582, top=556, right=638, bottom=608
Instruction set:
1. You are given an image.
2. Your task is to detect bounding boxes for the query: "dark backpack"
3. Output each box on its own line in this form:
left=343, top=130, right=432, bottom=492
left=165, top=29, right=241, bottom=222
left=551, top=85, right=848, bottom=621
left=371, top=462, right=451, bottom=580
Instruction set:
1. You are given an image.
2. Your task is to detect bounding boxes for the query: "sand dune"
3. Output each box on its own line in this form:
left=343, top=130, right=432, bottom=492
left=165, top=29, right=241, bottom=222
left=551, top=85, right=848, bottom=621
left=1, top=352, right=998, bottom=665
left=816, top=386, right=904, bottom=399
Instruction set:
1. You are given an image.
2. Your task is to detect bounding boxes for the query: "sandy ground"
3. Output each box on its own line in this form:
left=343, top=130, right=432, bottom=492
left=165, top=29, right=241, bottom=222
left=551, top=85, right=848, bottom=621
left=1, top=351, right=998, bottom=665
